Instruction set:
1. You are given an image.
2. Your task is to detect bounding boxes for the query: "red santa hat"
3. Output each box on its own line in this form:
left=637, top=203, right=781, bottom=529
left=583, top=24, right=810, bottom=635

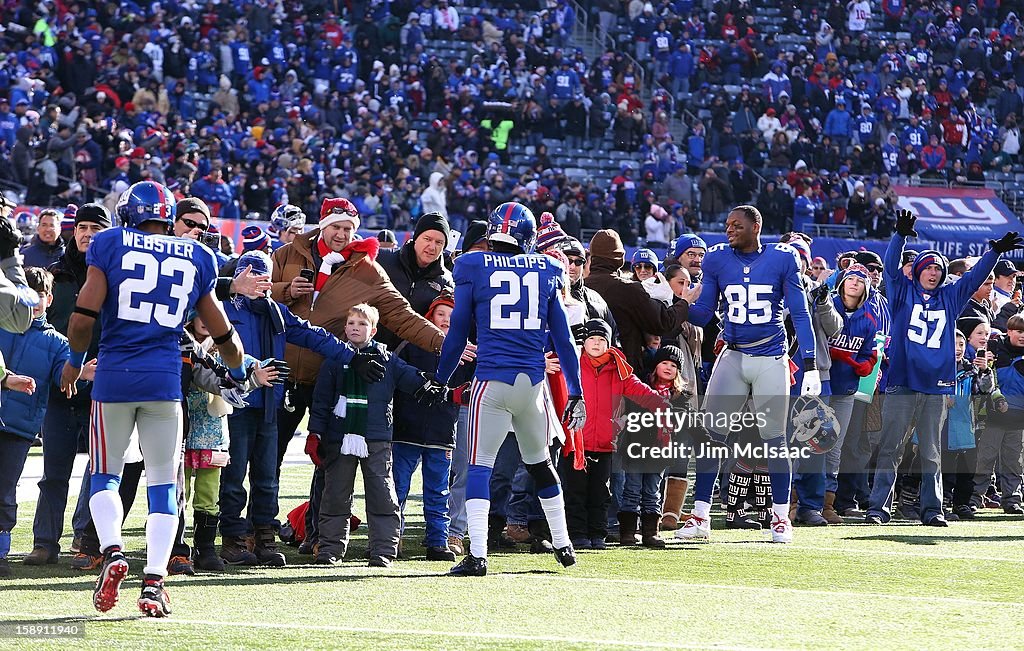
left=319, top=197, right=360, bottom=230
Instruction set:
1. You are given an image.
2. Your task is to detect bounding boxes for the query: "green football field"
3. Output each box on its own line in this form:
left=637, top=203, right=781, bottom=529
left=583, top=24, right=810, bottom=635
left=3, top=461, right=1024, bottom=650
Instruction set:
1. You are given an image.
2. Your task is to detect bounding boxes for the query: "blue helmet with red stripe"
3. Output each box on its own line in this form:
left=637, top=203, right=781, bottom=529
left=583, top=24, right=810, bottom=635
left=487, top=202, right=537, bottom=254
left=115, top=181, right=176, bottom=230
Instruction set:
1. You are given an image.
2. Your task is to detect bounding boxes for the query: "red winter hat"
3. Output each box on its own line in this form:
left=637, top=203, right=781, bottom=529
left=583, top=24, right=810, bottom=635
left=319, top=197, right=360, bottom=229
left=130, top=146, right=146, bottom=159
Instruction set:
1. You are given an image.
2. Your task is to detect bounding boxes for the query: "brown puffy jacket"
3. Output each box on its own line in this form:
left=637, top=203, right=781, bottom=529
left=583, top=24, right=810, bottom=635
left=270, top=229, right=445, bottom=386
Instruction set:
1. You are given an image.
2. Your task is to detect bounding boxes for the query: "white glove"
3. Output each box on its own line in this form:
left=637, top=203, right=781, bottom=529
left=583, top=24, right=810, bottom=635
left=220, top=388, right=250, bottom=409
left=801, top=369, right=822, bottom=397
left=641, top=274, right=674, bottom=306
left=340, top=433, right=369, bottom=458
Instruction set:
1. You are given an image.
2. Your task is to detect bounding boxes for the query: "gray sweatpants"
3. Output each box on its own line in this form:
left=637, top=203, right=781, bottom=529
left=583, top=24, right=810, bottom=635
left=972, top=424, right=1024, bottom=508
left=468, top=373, right=553, bottom=468
left=318, top=440, right=401, bottom=561
left=702, top=348, right=790, bottom=441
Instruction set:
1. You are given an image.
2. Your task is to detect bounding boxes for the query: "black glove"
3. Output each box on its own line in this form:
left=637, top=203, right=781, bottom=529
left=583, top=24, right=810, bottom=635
left=0, top=216, right=21, bottom=259
left=562, top=395, right=586, bottom=430
left=218, top=364, right=255, bottom=392
left=810, top=282, right=831, bottom=305
left=350, top=349, right=385, bottom=383
left=414, top=377, right=449, bottom=406
left=894, top=209, right=917, bottom=237
left=262, top=359, right=291, bottom=385
left=990, top=231, right=1024, bottom=254
left=571, top=322, right=588, bottom=346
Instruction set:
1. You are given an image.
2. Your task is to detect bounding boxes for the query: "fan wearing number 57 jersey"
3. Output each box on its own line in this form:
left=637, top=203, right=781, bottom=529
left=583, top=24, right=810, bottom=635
left=59, top=182, right=246, bottom=619
left=433, top=202, right=585, bottom=577
left=679, top=205, right=818, bottom=544
left=865, top=211, right=1024, bottom=526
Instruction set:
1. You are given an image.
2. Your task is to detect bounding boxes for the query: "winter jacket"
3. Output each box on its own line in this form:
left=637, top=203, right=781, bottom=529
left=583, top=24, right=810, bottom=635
left=824, top=108, right=853, bottom=139
left=376, top=242, right=454, bottom=349
left=584, top=257, right=689, bottom=372
left=948, top=360, right=995, bottom=451
left=790, top=280, right=843, bottom=391
left=270, top=230, right=445, bottom=386
left=0, top=316, right=69, bottom=441
left=223, top=295, right=356, bottom=418
left=579, top=348, right=668, bottom=452
left=698, top=170, right=730, bottom=214
left=392, top=342, right=473, bottom=449
left=20, top=235, right=65, bottom=269
left=309, top=341, right=425, bottom=444
left=921, top=144, right=947, bottom=170
left=828, top=291, right=889, bottom=395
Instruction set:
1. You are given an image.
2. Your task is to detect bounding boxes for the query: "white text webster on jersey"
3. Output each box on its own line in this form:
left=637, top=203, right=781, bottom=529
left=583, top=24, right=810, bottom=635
left=482, top=254, right=549, bottom=270
left=121, top=229, right=196, bottom=258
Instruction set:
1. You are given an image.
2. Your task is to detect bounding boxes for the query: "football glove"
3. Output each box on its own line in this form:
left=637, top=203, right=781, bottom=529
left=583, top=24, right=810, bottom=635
left=340, top=433, right=369, bottom=458
left=562, top=395, right=587, bottom=431
left=414, top=377, right=450, bottom=406
left=810, top=282, right=831, bottom=305
left=990, top=231, right=1024, bottom=254
left=220, top=388, right=250, bottom=409
left=451, top=382, right=472, bottom=406
left=350, top=349, right=386, bottom=383
left=218, top=363, right=255, bottom=392
left=261, top=358, right=291, bottom=385
left=304, top=433, right=323, bottom=467
left=894, top=209, right=917, bottom=237
left=571, top=322, right=588, bottom=346
left=800, top=369, right=822, bottom=397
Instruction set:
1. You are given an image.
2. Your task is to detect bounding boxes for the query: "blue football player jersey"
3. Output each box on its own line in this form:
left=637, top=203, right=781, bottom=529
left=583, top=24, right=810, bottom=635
left=436, top=251, right=582, bottom=396
left=86, top=227, right=218, bottom=402
left=689, top=242, right=816, bottom=361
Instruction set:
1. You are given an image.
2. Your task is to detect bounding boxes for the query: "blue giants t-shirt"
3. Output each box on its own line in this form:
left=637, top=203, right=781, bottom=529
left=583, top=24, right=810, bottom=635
left=86, top=227, right=218, bottom=402
left=436, top=251, right=582, bottom=396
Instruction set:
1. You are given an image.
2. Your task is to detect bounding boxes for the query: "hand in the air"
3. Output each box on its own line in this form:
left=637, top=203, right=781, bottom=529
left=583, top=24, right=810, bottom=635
left=894, top=209, right=917, bottom=237
left=990, top=231, right=1024, bottom=254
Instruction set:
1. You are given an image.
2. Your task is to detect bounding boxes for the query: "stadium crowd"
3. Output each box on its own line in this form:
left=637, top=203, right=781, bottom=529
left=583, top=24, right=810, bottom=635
left=1, top=0, right=1024, bottom=577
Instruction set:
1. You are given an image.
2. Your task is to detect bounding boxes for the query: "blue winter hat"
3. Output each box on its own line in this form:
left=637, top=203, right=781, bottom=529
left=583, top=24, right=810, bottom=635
left=631, top=248, right=659, bottom=267
left=912, top=250, right=948, bottom=285
left=791, top=239, right=812, bottom=267
left=234, top=250, right=272, bottom=278
left=671, top=234, right=707, bottom=260
left=241, top=225, right=272, bottom=253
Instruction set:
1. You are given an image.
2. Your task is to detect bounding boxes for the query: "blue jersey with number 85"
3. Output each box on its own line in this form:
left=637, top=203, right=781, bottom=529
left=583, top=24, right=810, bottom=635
left=86, top=227, right=218, bottom=402
left=435, top=251, right=582, bottom=396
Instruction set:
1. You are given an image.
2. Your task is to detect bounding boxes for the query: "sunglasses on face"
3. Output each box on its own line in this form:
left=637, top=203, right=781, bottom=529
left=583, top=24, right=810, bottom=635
left=866, top=264, right=883, bottom=273
left=179, top=217, right=209, bottom=232
left=567, top=257, right=586, bottom=267
left=635, top=263, right=656, bottom=270
left=811, top=266, right=824, bottom=271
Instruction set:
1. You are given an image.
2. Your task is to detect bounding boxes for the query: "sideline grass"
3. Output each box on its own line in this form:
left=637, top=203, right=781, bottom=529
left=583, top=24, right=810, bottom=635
left=3, top=462, right=1024, bottom=650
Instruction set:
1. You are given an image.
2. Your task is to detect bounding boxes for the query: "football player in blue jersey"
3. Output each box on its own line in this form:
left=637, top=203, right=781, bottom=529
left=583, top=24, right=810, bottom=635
left=865, top=211, right=1024, bottom=526
left=59, top=182, right=247, bottom=618
left=430, top=202, right=587, bottom=576
left=679, top=205, right=820, bottom=543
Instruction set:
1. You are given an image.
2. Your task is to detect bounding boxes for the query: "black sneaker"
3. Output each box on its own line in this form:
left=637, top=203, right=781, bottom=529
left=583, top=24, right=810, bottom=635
left=529, top=538, right=554, bottom=554
left=924, top=516, right=949, bottom=527
left=571, top=537, right=592, bottom=550
left=1004, top=504, right=1024, bottom=515
left=368, top=556, right=392, bottom=568
left=0, top=558, right=11, bottom=577
left=953, top=505, right=975, bottom=520
left=554, top=544, right=577, bottom=568
left=426, top=546, right=457, bottom=562
left=92, top=547, right=129, bottom=613
left=864, top=514, right=884, bottom=525
left=590, top=537, right=608, bottom=550
left=449, top=554, right=487, bottom=577
left=313, top=552, right=338, bottom=565
left=726, top=514, right=762, bottom=530
left=138, top=574, right=172, bottom=618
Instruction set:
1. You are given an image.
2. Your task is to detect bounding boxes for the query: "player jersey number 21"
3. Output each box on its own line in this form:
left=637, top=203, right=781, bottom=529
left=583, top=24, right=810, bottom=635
left=490, top=270, right=542, bottom=330
left=118, top=251, right=196, bottom=328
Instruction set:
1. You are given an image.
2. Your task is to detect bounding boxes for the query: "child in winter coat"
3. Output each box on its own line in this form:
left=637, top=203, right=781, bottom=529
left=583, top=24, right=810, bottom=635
left=562, top=318, right=669, bottom=550
left=945, top=330, right=1004, bottom=520
left=392, top=293, right=472, bottom=562
left=309, top=304, right=434, bottom=568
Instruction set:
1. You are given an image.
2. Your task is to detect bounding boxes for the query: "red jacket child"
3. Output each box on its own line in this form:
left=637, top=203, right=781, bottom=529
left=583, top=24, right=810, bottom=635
left=579, top=319, right=669, bottom=453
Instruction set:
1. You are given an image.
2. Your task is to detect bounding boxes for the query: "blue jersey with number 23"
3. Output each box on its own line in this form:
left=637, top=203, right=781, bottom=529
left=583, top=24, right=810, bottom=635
left=86, top=227, right=218, bottom=403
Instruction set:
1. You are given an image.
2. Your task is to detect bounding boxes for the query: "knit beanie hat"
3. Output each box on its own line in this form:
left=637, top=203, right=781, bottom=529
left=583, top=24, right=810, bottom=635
left=414, top=211, right=451, bottom=246
left=956, top=314, right=988, bottom=341
left=535, top=211, right=567, bottom=252
left=241, top=225, right=271, bottom=252
left=426, top=292, right=455, bottom=322
left=912, top=250, right=948, bottom=285
left=653, top=344, right=685, bottom=369
left=589, top=229, right=625, bottom=266
left=631, top=248, right=659, bottom=267
left=75, top=203, right=111, bottom=228
left=176, top=197, right=211, bottom=223
left=235, top=250, right=272, bottom=278
left=460, top=220, right=489, bottom=254
left=319, top=197, right=360, bottom=230
left=790, top=238, right=812, bottom=268
left=582, top=318, right=612, bottom=343
left=671, top=233, right=706, bottom=260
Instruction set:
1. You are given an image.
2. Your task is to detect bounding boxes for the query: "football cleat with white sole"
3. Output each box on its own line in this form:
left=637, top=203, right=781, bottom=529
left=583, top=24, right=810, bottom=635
left=92, top=547, right=129, bottom=613
left=673, top=515, right=711, bottom=540
left=770, top=514, right=793, bottom=543
left=138, top=574, right=172, bottom=617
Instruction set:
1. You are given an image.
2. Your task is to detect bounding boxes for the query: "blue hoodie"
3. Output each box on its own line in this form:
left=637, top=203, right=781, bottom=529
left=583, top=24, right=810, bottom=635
left=0, top=317, right=69, bottom=441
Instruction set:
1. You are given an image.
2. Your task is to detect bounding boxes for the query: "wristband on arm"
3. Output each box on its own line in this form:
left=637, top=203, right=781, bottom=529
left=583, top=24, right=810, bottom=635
left=69, top=350, right=87, bottom=369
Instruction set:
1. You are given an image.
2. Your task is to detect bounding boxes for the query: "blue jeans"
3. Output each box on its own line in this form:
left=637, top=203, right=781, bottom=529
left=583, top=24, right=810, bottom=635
left=220, top=409, right=280, bottom=536
left=32, top=395, right=92, bottom=554
left=449, top=407, right=469, bottom=537
left=0, top=432, right=32, bottom=531
left=794, top=452, right=826, bottom=513
left=868, top=388, right=947, bottom=523
left=393, top=442, right=452, bottom=548
left=835, top=401, right=871, bottom=511
left=507, top=445, right=560, bottom=526
left=825, top=396, right=856, bottom=493
left=607, top=457, right=625, bottom=529
left=489, top=432, right=519, bottom=519
left=620, top=471, right=664, bottom=514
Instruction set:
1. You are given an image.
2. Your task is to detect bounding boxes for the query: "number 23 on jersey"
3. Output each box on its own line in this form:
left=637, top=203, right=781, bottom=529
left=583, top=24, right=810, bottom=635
left=118, top=251, right=196, bottom=328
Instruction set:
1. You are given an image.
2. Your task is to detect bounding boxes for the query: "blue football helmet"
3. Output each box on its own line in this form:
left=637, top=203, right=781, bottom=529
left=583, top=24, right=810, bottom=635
left=487, top=202, right=537, bottom=254
left=790, top=396, right=841, bottom=454
left=270, top=204, right=306, bottom=232
left=14, top=211, right=37, bottom=237
left=115, top=181, right=176, bottom=229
